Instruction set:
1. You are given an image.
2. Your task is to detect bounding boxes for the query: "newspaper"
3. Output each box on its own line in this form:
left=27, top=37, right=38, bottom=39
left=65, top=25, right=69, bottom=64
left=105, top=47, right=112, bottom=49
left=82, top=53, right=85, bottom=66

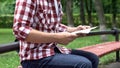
left=71, top=26, right=98, bottom=34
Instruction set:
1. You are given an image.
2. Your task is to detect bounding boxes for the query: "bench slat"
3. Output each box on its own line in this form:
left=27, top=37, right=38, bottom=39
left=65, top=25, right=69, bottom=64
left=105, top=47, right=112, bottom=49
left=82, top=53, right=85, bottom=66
left=77, top=41, right=120, bottom=57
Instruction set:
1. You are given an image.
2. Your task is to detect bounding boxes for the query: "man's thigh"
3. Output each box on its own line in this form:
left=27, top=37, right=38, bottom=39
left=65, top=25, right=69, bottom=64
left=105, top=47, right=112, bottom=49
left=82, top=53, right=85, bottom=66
left=21, top=56, right=53, bottom=68
left=45, top=53, right=92, bottom=68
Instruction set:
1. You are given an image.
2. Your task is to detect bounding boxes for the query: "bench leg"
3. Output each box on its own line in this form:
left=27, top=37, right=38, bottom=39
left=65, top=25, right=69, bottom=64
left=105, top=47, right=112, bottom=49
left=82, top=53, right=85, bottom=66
left=116, top=51, right=120, bottom=62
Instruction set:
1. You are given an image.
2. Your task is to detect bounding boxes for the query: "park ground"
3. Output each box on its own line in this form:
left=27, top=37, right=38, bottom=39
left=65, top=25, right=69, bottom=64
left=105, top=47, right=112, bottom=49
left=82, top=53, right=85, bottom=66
left=99, top=62, right=120, bottom=68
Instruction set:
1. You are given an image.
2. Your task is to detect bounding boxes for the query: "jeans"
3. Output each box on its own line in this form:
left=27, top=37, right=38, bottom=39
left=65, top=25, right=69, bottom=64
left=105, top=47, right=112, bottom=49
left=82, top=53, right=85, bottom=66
left=21, top=48, right=99, bottom=68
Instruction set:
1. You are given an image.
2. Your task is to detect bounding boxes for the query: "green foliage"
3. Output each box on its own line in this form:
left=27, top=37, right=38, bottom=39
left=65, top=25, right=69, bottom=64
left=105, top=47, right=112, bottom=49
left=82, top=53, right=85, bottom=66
left=62, top=14, right=120, bottom=28
left=0, top=15, right=14, bottom=28
left=1, top=0, right=120, bottom=28
left=73, top=0, right=120, bottom=13
left=102, top=0, right=120, bottom=13
left=1, top=14, right=120, bottom=28
left=0, top=0, right=15, bottom=15
left=102, top=0, right=112, bottom=13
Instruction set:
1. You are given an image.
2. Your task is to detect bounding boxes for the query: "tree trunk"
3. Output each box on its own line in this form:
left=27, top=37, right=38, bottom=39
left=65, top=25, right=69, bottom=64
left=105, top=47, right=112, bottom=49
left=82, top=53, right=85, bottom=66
left=66, top=0, right=74, bottom=27
left=93, top=0, right=108, bottom=41
left=85, top=0, right=92, bottom=26
left=112, top=0, right=117, bottom=28
left=80, top=0, right=86, bottom=25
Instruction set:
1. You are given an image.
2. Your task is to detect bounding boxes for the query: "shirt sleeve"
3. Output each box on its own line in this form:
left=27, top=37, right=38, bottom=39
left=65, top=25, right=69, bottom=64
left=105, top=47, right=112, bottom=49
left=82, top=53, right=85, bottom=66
left=13, top=0, right=36, bottom=41
left=58, top=24, right=67, bottom=32
left=57, top=1, right=67, bottom=32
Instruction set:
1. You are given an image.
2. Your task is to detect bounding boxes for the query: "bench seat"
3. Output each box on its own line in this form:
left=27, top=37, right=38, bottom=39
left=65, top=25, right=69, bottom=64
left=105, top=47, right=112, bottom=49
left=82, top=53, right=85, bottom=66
left=77, top=41, right=120, bottom=57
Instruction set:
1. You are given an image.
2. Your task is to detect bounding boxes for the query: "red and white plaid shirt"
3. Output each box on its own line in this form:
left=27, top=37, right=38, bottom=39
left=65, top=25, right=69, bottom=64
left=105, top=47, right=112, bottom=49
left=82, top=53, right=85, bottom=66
left=13, top=0, right=71, bottom=61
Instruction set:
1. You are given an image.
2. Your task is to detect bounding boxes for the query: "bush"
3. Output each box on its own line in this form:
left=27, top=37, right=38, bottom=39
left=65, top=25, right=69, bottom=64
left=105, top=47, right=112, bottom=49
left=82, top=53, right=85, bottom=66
left=62, top=14, right=120, bottom=28
left=0, top=14, right=120, bottom=28
left=0, top=15, right=13, bottom=28
left=0, top=0, right=15, bottom=15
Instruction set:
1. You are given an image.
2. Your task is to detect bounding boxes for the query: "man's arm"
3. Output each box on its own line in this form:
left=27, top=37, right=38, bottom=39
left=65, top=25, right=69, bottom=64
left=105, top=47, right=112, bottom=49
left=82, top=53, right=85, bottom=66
left=13, top=0, right=36, bottom=41
left=25, top=29, right=78, bottom=45
left=13, top=0, right=78, bottom=45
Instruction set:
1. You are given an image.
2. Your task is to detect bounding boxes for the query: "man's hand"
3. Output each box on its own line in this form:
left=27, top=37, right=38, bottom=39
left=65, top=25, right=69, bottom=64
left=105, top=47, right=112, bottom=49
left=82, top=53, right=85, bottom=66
left=76, top=25, right=91, bottom=30
left=55, top=32, right=78, bottom=45
left=66, top=25, right=91, bottom=33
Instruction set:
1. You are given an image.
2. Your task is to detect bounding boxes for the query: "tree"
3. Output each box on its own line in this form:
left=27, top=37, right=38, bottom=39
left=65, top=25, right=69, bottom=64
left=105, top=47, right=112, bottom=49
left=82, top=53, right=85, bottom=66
left=93, top=0, right=108, bottom=41
left=112, top=0, right=117, bottom=28
left=66, top=0, right=74, bottom=27
left=79, top=0, right=86, bottom=25
left=61, top=0, right=66, bottom=12
left=85, top=0, right=93, bottom=26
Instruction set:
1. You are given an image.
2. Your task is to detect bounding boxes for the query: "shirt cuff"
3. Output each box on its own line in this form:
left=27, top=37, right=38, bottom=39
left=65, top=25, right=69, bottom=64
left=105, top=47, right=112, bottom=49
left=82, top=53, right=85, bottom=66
left=58, top=24, right=67, bottom=32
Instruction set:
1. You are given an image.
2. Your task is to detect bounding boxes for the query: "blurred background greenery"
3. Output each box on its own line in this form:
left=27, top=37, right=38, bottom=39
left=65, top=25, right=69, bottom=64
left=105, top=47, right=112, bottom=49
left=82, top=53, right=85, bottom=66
left=0, top=0, right=120, bottom=68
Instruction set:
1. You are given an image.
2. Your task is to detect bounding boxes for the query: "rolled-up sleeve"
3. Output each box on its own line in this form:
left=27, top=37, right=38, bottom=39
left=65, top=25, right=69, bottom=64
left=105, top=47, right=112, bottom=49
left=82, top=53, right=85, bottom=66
left=58, top=24, right=67, bottom=32
left=13, top=0, right=36, bottom=40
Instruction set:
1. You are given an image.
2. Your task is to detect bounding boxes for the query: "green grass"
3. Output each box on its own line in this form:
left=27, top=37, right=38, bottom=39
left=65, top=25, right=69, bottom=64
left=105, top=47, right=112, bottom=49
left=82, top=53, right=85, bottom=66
left=0, top=28, right=15, bottom=44
left=0, top=28, right=20, bottom=68
left=0, top=28, right=118, bottom=68
left=0, top=52, right=20, bottom=68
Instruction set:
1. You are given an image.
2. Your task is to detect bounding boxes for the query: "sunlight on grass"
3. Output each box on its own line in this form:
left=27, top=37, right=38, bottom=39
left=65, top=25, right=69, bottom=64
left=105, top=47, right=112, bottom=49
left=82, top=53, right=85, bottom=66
left=0, top=28, right=15, bottom=44
left=0, top=52, right=20, bottom=68
left=99, top=53, right=116, bottom=65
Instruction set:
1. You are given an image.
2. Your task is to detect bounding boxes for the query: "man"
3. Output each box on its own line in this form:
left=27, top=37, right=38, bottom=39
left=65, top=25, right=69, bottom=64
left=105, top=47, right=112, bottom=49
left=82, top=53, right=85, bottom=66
left=13, top=0, right=99, bottom=68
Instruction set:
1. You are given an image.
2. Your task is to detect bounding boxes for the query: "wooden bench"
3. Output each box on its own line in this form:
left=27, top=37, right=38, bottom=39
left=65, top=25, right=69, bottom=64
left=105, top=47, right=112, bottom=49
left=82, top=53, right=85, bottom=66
left=16, top=41, right=120, bottom=68
left=1, top=41, right=119, bottom=68
left=77, top=41, right=120, bottom=58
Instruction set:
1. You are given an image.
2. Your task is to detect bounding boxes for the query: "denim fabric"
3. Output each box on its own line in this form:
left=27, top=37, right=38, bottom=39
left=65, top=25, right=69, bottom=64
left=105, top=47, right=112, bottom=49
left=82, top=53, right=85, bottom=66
left=71, top=49, right=99, bottom=68
left=21, top=48, right=99, bottom=68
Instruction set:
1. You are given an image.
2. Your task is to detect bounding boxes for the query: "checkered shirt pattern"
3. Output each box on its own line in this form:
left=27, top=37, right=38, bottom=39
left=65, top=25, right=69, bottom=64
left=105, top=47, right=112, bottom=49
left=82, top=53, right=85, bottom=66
left=13, top=0, right=71, bottom=61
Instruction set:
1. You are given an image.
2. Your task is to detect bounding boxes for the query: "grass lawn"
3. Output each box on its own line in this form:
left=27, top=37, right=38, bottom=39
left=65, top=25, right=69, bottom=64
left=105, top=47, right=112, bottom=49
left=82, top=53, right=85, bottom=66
left=0, top=28, right=20, bottom=68
left=0, top=29, right=15, bottom=44
left=0, top=28, right=117, bottom=68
